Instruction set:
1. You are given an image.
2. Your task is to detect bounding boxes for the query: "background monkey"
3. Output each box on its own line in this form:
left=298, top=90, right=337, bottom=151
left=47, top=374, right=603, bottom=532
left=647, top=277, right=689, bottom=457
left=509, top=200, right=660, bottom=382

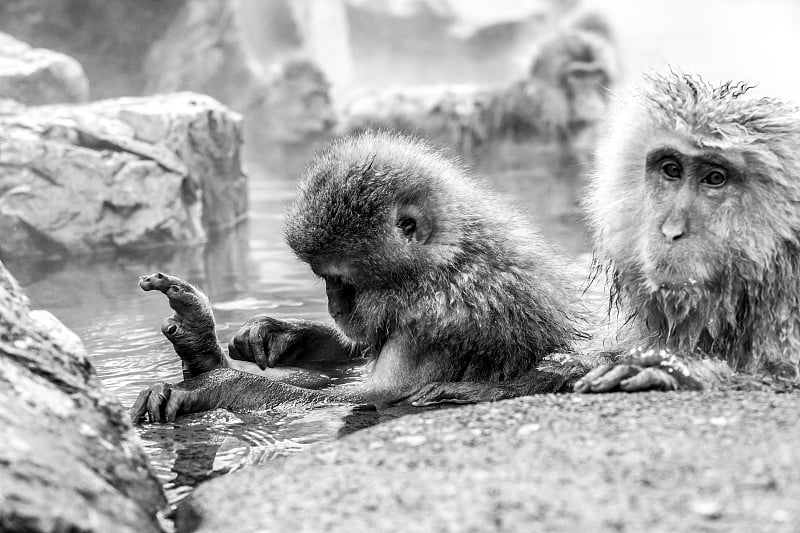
left=575, top=71, right=800, bottom=392
left=132, top=132, right=585, bottom=422
left=484, top=12, right=618, bottom=148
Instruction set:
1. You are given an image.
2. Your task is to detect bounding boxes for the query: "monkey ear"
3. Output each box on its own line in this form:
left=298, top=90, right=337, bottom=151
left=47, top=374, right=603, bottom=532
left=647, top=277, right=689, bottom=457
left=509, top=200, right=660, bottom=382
left=395, top=204, right=432, bottom=245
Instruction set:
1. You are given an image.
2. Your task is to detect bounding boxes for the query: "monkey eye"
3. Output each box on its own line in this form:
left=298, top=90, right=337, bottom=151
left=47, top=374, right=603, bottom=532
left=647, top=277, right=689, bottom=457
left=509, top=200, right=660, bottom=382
left=702, top=170, right=727, bottom=188
left=397, top=216, right=417, bottom=240
left=661, top=161, right=682, bottom=179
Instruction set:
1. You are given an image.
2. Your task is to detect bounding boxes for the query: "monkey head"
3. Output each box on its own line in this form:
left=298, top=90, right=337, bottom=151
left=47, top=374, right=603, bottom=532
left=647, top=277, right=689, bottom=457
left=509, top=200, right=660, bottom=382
left=284, top=132, right=478, bottom=344
left=263, top=59, right=337, bottom=141
left=590, top=71, right=800, bottom=307
left=530, top=23, right=616, bottom=129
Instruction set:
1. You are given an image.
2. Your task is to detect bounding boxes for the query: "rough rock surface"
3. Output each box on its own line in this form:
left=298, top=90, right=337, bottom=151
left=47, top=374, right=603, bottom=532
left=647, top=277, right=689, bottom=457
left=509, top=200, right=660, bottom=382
left=339, top=85, right=491, bottom=154
left=143, top=0, right=336, bottom=145
left=0, top=260, right=165, bottom=532
left=177, top=391, right=800, bottom=533
left=0, top=31, right=89, bottom=105
left=0, top=92, right=246, bottom=258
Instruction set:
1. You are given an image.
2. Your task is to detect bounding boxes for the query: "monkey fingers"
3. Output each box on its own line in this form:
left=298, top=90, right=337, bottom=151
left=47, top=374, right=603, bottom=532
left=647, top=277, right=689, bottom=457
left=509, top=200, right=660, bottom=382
left=619, top=367, right=679, bottom=391
left=228, top=320, right=270, bottom=370
left=228, top=316, right=313, bottom=369
left=404, top=382, right=514, bottom=406
left=139, top=271, right=190, bottom=295
left=139, top=271, right=210, bottom=317
left=573, top=364, right=612, bottom=392
left=581, top=364, right=641, bottom=393
left=160, top=316, right=187, bottom=344
left=131, top=383, right=171, bottom=423
left=130, top=382, right=194, bottom=423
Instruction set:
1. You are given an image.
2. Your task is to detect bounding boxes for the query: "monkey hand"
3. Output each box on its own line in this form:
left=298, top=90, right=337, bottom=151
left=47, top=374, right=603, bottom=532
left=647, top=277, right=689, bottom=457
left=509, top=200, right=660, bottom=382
left=572, top=350, right=718, bottom=393
left=403, top=382, right=516, bottom=406
left=228, top=317, right=349, bottom=369
left=130, top=381, right=204, bottom=423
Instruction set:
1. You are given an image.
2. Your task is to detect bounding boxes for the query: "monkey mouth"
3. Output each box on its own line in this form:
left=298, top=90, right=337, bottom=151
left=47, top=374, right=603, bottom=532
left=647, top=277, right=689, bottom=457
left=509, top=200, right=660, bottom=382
left=644, top=259, right=710, bottom=292
left=646, top=276, right=704, bottom=293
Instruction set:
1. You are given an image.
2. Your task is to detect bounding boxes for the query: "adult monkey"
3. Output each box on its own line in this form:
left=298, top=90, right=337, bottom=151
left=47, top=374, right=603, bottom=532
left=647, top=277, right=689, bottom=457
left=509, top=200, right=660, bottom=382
left=132, top=132, right=586, bottom=422
left=574, top=71, right=800, bottom=392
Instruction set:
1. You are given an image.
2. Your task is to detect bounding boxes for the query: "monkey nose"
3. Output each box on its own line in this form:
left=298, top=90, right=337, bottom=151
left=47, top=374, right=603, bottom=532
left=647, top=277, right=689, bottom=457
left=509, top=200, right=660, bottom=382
left=661, top=221, right=686, bottom=242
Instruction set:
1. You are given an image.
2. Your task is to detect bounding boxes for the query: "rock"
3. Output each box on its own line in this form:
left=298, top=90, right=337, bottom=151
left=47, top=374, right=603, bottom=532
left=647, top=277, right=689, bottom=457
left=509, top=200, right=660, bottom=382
left=0, top=97, right=26, bottom=115
left=0, top=0, right=184, bottom=99
left=142, top=0, right=260, bottom=116
left=0, top=260, right=165, bottom=532
left=0, top=92, right=246, bottom=258
left=143, top=0, right=336, bottom=144
left=175, top=392, right=800, bottom=533
left=339, top=85, right=491, bottom=154
left=0, top=31, right=89, bottom=104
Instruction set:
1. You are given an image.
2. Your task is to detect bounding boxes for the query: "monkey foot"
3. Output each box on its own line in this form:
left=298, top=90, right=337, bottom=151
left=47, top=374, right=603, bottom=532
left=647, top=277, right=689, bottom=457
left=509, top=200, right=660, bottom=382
left=573, top=350, right=710, bottom=393
left=139, top=272, right=224, bottom=378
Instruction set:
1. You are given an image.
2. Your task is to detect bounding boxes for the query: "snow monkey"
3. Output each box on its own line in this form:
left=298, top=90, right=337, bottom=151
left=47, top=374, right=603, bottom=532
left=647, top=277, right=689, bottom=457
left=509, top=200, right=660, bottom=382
left=485, top=12, right=619, bottom=144
left=575, top=71, right=800, bottom=392
left=132, top=132, right=585, bottom=422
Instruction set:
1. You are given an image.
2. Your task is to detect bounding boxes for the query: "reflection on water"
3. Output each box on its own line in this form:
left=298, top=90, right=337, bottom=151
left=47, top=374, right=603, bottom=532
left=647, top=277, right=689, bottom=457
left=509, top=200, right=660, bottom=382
left=4, top=138, right=593, bottom=505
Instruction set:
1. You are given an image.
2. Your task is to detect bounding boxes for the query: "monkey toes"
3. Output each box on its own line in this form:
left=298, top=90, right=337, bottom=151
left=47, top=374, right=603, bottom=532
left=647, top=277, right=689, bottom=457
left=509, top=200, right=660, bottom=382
left=139, top=272, right=207, bottom=310
left=139, top=272, right=223, bottom=379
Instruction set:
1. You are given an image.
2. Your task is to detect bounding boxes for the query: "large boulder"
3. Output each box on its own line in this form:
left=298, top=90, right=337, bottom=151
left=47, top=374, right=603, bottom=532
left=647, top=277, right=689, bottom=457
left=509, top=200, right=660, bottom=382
left=0, top=31, right=89, bottom=105
left=0, top=260, right=165, bottom=532
left=0, top=92, right=246, bottom=259
left=175, top=392, right=800, bottom=532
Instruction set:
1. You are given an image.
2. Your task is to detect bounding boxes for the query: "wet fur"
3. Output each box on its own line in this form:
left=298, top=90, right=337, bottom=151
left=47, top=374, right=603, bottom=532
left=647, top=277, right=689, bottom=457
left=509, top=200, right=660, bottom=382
left=588, top=71, right=800, bottom=379
left=286, top=131, right=586, bottom=397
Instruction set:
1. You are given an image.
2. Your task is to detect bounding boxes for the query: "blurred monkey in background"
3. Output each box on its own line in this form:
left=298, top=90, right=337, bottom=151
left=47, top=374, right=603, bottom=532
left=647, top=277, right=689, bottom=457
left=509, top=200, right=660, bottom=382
left=483, top=12, right=619, bottom=155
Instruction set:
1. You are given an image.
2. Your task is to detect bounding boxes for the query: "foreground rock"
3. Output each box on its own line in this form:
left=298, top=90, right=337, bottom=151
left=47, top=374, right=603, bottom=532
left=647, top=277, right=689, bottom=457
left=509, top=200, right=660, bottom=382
left=0, top=31, right=89, bottom=105
left=0, top=92, right=246, bottom=258
left=0, top=260, right=165, bottom=532
left=178, top=391, right=800, bottom=532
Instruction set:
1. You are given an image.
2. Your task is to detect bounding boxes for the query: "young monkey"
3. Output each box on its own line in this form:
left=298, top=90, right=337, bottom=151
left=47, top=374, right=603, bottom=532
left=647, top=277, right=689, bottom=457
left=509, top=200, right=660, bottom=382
left=132, top=132, right=586, bottom=422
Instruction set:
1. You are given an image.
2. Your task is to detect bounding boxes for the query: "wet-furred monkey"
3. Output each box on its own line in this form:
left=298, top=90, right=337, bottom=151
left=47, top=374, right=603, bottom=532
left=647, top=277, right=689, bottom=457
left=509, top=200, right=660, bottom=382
left=132, top=132, right=585, bottom=422
left=575, top=71, right=800, bottom=393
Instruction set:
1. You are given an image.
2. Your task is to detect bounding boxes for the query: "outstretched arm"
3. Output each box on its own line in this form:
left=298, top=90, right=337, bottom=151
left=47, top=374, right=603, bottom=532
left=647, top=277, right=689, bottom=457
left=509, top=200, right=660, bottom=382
left=130, top=368, right=362, bottom=423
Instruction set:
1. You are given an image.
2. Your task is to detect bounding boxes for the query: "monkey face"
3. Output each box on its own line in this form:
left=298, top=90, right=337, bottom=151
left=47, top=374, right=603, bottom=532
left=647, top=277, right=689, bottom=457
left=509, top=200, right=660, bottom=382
left=639, top=143, right=743, bottom=289
left=564, top=64, right=609, bottom=125
left=307, top=202, right=436, bottom=343
left=322, top=274, right=359, bottom=336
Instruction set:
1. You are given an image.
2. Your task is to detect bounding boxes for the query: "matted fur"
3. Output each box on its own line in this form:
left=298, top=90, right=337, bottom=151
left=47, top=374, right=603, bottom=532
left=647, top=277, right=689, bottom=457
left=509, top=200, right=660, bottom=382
left=285, top=131, right=585, bottom=388
left=587, top=70, right=800, bottom=378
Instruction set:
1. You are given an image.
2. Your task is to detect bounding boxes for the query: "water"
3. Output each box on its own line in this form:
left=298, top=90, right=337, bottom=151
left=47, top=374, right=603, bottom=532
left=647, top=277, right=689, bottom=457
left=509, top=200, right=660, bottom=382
left=4, top=140, right=592, bottom=505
